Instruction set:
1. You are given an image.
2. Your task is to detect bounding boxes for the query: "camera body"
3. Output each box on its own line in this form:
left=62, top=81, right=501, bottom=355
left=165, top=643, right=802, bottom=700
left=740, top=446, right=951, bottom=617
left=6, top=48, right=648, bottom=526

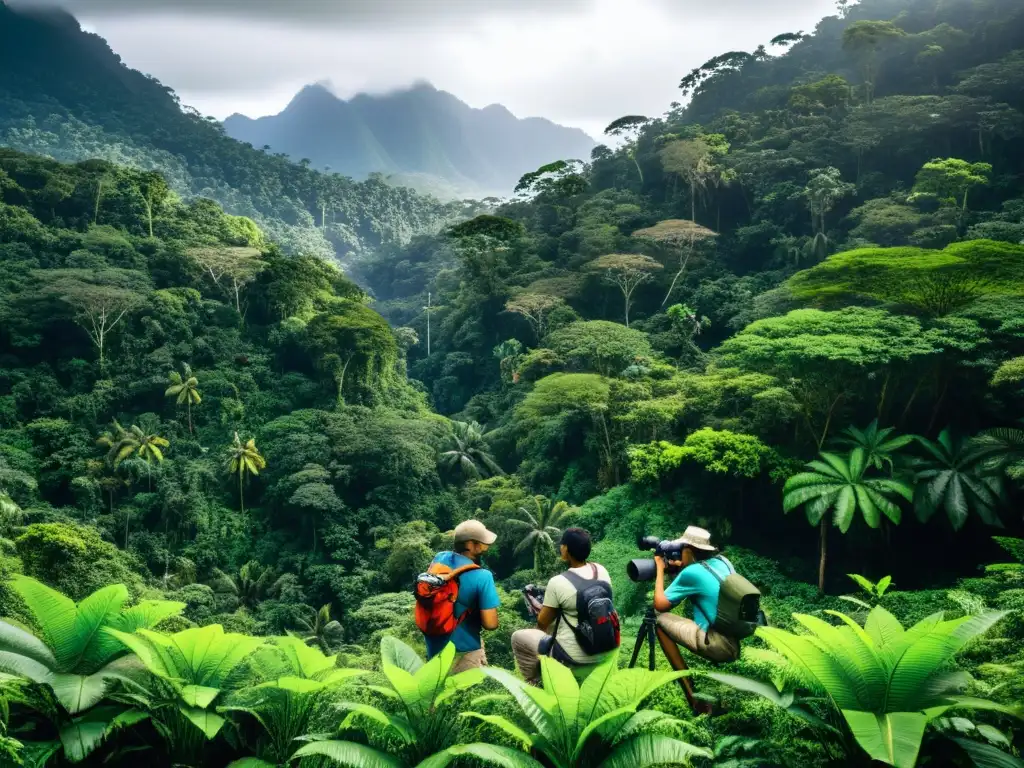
left=522, top=584, right=546, bottom=616
left=627, top=535, right=687, bottom=582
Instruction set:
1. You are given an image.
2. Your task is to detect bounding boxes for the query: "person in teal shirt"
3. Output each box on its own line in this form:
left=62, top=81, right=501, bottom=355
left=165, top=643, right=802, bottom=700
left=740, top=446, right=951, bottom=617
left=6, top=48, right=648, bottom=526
left=423, top=520, right=501, bottom=674
left=651, top=526, right=741, bottom=714
left=653, top=525, right=741, bottom=663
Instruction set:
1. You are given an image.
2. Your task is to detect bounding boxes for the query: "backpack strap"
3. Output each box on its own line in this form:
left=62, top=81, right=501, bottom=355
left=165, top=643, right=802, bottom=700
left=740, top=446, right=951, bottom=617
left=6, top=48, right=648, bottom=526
left=445, top=563, right=480, bottom=581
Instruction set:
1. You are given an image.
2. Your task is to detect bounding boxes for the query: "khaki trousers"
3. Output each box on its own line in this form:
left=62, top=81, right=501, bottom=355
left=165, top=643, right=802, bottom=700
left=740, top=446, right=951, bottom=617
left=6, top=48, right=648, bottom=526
left=656, top=613, right=739, bottom=663
left=511, top=628, right=547, bottom=684
left=450, top=645, right=487, bottom=675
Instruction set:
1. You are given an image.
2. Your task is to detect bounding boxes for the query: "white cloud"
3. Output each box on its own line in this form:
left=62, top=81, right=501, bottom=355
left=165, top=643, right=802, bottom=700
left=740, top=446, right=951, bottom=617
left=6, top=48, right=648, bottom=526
left=67, top=0, right=838, bottom=139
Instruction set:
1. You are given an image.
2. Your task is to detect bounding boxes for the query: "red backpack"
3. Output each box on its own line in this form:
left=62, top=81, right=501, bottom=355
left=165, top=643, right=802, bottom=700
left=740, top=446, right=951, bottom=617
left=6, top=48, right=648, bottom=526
left=414, top=561, right=480, bottom=636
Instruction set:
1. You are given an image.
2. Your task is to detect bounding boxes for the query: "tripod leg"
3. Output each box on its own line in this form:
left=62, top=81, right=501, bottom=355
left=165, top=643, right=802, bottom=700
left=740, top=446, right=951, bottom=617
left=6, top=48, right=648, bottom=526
left=628, top=622, right=647, bottom=669
left=647, top=619, right=656, bottom=672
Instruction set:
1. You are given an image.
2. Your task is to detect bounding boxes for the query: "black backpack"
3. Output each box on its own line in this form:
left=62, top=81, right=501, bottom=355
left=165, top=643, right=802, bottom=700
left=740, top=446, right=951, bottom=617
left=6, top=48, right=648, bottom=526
left=559, top=565, right=621, bottom=655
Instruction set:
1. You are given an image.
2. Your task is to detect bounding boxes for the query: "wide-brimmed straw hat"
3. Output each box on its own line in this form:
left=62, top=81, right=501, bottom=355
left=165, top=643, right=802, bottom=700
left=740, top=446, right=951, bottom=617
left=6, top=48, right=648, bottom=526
left=679, top=525, right=717, bottom=552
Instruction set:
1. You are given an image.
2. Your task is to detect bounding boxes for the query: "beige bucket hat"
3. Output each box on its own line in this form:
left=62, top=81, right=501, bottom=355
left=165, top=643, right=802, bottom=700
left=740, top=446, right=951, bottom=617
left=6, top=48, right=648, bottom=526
left=679, top=525, right=717, bottom=552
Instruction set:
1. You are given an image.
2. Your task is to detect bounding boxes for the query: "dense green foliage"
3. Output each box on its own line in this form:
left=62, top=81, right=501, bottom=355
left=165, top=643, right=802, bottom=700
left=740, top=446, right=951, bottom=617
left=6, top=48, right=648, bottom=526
left=1, top=0, right=1023, bottom=765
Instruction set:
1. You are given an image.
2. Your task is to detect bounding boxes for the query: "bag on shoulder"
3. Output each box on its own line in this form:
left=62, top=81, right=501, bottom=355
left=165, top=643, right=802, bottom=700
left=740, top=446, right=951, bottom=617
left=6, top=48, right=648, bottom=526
left=561, top=565, right=621, bottom=655
left=414, top=560, right=480, bottom=636
left=701, top=557, right=761, bottom=640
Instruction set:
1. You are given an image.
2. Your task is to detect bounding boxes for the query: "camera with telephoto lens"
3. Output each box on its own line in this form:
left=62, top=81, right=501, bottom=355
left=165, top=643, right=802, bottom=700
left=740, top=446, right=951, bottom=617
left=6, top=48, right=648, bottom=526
left=627, top=535, right=687, bottom=582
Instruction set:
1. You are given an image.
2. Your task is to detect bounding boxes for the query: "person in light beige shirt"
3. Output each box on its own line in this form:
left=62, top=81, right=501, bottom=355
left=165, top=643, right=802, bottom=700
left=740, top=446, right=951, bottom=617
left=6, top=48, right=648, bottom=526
left=513, top=528, right=613, bottom=685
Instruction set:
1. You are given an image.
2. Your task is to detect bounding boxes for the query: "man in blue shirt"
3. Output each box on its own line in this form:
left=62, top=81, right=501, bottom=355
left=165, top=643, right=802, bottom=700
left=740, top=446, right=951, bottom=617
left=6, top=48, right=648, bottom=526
left=424, top=519, right=501, bottom=674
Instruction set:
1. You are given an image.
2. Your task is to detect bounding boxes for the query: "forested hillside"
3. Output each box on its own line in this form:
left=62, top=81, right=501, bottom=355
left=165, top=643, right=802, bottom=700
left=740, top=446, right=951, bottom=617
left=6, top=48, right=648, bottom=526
left=0, top=0, right=1023, bottom=765
left=0, top=4, right=480, bottom=261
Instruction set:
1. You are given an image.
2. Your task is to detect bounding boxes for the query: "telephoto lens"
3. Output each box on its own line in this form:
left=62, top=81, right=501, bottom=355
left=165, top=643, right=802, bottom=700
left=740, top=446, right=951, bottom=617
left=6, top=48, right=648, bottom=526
left=627, top=558, right=657, bottom=582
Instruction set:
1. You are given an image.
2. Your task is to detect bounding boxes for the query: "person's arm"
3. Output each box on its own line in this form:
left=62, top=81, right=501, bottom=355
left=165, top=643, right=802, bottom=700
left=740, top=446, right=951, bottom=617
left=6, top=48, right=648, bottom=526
left=536, top=606, right=558, bottom=631
left=653, top=556, right=690, bottom=612
left=478, top=573, right=501, bottom=631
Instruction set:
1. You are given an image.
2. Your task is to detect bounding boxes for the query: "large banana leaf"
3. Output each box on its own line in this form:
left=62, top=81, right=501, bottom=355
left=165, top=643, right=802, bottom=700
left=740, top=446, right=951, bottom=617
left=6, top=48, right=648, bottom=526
left=292, top=740, right=405, bottom=768
left=418, top=743, right=544, bottom=768
left=598, top=734, right=712, bottom=768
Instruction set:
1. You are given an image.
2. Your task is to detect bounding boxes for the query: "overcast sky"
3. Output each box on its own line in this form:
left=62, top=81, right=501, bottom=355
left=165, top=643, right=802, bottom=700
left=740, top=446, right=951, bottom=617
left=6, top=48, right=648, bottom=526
left=31, top=0, right=838, bottom=139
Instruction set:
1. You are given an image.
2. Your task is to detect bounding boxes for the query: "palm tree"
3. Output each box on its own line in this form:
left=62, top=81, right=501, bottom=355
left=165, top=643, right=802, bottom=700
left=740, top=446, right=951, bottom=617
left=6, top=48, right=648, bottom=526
left=833, top=419, right=914, bottom=472
left=289, top=603, right=344, bottom=654
left=209, top=560, right=285, bottom=611
left=783, top=448, right=913, bottom=594
left=101, top=422, right=169, bottom=476
left=227, top=432, right=266, bottom=514
left=508, top=495, right=573, bottom=571
left=911, top=427, right=1006, bottom=531
left=971, top=422, right=1024, bottom=483
left=165, top=362, right=201, bottom=434
left=439, top=420, right=504, bottom=480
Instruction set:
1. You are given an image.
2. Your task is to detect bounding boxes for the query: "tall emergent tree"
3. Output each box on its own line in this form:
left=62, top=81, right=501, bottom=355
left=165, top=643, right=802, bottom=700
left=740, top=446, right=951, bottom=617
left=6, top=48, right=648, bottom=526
left=632, top=219, right=718, bottom=307
left=586, top=254, right=663, bottom=327
left=505, top=293, right=565, bottom=341
left=188, top=246, right=265, bottom=318
left=227, top=432, right=266, bottom=515
left=659, top=139, right=714, bottom=222
left=804, top=167, right=855, bottom=236
left=910, top=158, right=992, bottom=226
left=165, top=363, right=201, bottom=434
left=603, top=115, right=651, bottom=183
left=842, top=20, right=907, bottom=103
left=30, top=268, right=148, bottom=372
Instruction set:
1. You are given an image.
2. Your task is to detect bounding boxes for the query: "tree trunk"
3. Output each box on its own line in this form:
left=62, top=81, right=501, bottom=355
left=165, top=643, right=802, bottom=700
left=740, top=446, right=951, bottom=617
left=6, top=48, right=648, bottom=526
left=239, top=472, right=245, bottom=515
left=94, top=178, right=104, bottom=224
left=187, top=398, right=193, bottom=434
left=690, top=180, right=696, bottom=222
left=124, top=508, right=131, bottom=549
left=818, top=518, right=827, bottom=595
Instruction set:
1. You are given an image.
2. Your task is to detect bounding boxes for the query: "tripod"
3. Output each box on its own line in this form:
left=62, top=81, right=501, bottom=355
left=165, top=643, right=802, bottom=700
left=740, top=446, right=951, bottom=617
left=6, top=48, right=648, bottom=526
left=627, top=607, right=660, bottom=671
left=627, top=608, right=707, bottom=714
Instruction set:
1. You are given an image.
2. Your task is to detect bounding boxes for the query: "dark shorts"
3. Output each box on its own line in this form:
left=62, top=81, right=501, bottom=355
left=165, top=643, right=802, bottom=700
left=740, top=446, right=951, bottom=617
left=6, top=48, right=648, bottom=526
left=538, top=634, right=582, bottom=666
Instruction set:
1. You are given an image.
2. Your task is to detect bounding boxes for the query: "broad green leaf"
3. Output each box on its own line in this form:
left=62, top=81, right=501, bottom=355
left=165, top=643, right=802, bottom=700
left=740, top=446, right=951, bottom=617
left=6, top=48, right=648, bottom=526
left=462, top=712, right=535, bottom=748
left=610, top=710, right=682, bottom=744
left=0, top=620, right=58, bottom=668
left=338, top=702, right=415, bottom=743
left=539, top=655, right=581, bottom=729
left=483, top=667, right=560, bottom=748
left=413, top=643, right=454, bottom=712
left=380, top=635, right=423, bottom=675
left=847, top=574, right=875, bottom=595
left=705, top=672, right=785, bottom=705
left=12, top=576, right=78, bottom=669
left=842, top=710, right=928, bottom=768
left=180, top=684, right=220, bottom=708
left=578, top=651, right=618, bottom=725
left=51, top=671, right=114, bottom=714
left=292, top=740, right=404, bottom=768
left=59, top=719, right=108, bottom=763
left=0, top=649, right=54, bottom=684
left=950, top=738, right=1024, bottom=768
left=599, top=734, right=713, bottom=768
left=417, top=743, right=545, bottom=768
left=876, top=576, right=893, bottom=597
left=179, top=704, right=226, bottom=739
left=225, top=760, right=279, bottom=768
